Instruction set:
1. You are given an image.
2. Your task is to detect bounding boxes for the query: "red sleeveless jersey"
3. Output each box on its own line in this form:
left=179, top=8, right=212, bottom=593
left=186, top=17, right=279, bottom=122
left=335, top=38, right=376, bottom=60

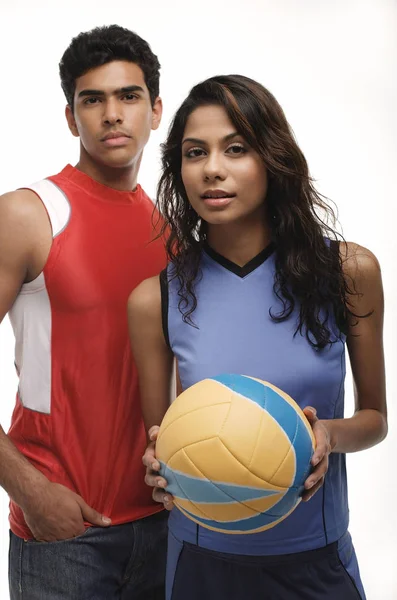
left=8, top=165, right=166, bottom=539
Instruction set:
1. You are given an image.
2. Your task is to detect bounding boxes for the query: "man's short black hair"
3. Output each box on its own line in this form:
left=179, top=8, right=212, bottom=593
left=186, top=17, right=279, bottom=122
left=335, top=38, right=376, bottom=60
left=59, top=24, right=160, bottom=109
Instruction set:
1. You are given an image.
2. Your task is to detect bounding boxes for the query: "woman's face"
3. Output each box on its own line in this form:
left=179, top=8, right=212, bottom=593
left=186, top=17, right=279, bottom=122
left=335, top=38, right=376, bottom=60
left=181, top=104, right=268, bottom=227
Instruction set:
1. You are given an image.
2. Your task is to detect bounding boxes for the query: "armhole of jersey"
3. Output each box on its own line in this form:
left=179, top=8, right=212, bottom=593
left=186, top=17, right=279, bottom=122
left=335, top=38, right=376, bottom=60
left=159, top=268, right=171, bottom=349
left=329, top=238, right=340, bottom=263
left=21, top=179, right=71, bottom=238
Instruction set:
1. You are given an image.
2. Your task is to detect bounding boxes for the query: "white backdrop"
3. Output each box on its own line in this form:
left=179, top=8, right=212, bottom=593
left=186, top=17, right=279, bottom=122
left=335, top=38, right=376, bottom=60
left=0, top=1, right=396, bottom=598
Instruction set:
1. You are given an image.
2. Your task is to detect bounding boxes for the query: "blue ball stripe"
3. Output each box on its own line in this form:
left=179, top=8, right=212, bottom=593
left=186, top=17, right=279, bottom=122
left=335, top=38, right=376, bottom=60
left=179, top=486, right=298, bottom=530
left=160, top=462, right=280, bottom=503
left=211, top=375, right=313, bottom=486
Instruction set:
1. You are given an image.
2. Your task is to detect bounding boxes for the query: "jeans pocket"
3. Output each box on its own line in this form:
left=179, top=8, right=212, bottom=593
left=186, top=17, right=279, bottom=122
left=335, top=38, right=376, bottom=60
left=24, top=526, right=93, bottom=545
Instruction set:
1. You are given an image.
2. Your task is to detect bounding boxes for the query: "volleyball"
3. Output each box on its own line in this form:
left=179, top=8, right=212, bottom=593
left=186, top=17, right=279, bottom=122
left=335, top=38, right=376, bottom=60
left=156, top=374, right=315, bottom=534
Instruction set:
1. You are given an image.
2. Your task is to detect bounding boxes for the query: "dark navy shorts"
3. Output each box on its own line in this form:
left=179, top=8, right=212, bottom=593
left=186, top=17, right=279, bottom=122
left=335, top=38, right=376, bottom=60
left=167, top=530, right=365, bottom=600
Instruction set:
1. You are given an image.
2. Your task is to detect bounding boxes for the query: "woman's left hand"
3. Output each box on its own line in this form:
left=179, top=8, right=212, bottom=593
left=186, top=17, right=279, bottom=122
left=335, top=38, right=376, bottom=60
left=301, top=406, right=333, bottom=502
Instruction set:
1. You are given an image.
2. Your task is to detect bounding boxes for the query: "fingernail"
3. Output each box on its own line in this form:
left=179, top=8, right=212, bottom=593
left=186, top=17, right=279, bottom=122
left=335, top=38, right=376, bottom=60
left=102, top=516, right=111, bottom=525
left=157, top=479, right=164, bottom=488
left=163, top=495, right=170, bottom=503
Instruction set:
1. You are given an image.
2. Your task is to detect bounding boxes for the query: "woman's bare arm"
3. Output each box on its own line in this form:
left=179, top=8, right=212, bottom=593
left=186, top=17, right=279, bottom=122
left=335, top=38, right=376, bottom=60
left=127, top=275, right=174, bottom=433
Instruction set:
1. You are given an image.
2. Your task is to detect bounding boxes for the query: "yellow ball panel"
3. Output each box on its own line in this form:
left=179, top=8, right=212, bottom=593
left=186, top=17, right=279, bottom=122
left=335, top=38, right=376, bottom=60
left=176, top=502, right=298, bottom=535
left=220, top=394, right=294, bottom=485
left=175, top=490, right=285, bottom=523
left=243, top=493, right=289, bottom=514
left=167, top=447, right=214, bottom=479
left=249, top=377, right=316, bottom=448
left=156, top=402, right=231, bottom=464
left=246, top=413, right=296, bottom=487
left=159, top=379, right=232, bottom=431
left=215, top=393, right=270, bottom=466
left=175, top=497, right=257, bottom=521
left=266, top=446, right=297, bottom=487
left=181, top=437, right=289, bottom=491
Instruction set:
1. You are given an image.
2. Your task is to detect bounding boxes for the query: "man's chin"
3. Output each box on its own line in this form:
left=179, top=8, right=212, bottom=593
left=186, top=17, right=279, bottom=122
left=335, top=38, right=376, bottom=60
left=97, top=153, right=137, bottom=170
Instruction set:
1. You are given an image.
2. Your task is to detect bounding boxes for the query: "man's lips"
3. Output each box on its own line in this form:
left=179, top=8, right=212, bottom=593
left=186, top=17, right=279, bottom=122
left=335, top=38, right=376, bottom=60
left=101, top=132, right=132, bottom=147
left=101, top=131, right=131, bottom=141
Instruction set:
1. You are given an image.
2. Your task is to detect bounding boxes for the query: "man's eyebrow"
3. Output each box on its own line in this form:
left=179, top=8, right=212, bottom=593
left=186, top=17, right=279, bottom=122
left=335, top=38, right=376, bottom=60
left=182, top=132, right=240, bottom=145
left=78, top=85, right=145, bottom=98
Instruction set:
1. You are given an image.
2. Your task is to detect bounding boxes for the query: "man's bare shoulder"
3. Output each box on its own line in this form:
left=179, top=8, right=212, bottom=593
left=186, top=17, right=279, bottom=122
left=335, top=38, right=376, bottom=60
left=0, top=188, right=52, bottom=276
left=0, top=189, right=47, bottom=228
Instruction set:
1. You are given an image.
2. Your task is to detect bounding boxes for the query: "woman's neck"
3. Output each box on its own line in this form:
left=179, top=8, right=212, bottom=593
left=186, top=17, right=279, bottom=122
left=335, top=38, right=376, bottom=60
left=206, top=218, right=272, bottom=267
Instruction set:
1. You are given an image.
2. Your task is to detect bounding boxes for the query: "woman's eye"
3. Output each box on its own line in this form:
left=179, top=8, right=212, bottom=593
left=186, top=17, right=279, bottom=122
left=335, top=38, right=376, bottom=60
left=185, top=148, right=205, bottom=158
left=226, top=144, right=247, bottom=155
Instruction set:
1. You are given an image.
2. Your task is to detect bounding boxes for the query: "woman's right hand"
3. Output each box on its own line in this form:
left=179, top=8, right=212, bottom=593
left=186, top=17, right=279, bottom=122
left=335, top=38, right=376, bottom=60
left=142, top=426, right=174, bottom=511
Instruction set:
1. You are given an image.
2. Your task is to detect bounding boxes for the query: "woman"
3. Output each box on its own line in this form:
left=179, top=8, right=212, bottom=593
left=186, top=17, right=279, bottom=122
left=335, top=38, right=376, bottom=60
left=128, top=75, right=387, bottom=600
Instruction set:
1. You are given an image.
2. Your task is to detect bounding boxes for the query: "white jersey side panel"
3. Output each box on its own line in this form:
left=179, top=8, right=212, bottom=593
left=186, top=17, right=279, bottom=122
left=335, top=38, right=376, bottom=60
left=8, top=180, right=71, bottom=414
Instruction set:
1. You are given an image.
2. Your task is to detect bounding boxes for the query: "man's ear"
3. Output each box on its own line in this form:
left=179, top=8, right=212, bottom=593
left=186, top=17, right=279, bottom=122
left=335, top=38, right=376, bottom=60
left=151, top=96, right=163, bottom=131
left=65, top=105, right=79, bottom=137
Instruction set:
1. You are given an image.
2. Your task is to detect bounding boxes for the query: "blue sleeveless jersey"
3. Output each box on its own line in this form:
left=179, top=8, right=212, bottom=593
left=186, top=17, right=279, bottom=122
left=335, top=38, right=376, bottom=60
left=161, top=242, right=349, bottom=555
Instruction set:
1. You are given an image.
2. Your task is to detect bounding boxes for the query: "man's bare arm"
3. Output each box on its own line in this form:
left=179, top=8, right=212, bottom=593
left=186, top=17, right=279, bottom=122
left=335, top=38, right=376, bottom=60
left=0, top=190, right=51, bottom=507
left=0, top=191, right=110, bottom=540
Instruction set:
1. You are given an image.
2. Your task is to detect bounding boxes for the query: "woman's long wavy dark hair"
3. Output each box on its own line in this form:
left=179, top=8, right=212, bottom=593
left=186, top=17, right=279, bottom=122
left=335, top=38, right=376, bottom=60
left=156, top=74, right=360, bottom=349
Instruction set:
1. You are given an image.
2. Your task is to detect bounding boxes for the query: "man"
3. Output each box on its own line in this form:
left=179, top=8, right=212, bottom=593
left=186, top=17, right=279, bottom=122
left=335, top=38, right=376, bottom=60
left=0, top=24, right=167, bottom=599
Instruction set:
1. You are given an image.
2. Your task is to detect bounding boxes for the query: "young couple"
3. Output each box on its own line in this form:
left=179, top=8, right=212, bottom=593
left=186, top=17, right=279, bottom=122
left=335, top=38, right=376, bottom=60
left=0, top=24, right=386, bottom=600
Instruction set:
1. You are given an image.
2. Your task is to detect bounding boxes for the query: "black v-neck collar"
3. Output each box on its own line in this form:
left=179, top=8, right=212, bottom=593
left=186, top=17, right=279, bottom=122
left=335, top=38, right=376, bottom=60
left=203, top=242, right=275, bottom=278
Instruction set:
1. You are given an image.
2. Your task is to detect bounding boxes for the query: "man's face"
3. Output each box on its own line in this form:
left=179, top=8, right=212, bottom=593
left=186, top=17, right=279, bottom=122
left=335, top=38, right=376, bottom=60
left=66, top=60, right=162, bottom=169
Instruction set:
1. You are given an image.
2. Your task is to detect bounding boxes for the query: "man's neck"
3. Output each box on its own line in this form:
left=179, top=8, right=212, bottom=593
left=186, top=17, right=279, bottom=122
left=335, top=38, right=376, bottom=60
left=75, top=151, right=142, bottom=192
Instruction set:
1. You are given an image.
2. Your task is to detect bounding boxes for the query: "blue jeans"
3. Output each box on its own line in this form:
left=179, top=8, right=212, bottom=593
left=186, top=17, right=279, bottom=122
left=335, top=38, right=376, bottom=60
left=9, top=510, right=168, bottom=599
